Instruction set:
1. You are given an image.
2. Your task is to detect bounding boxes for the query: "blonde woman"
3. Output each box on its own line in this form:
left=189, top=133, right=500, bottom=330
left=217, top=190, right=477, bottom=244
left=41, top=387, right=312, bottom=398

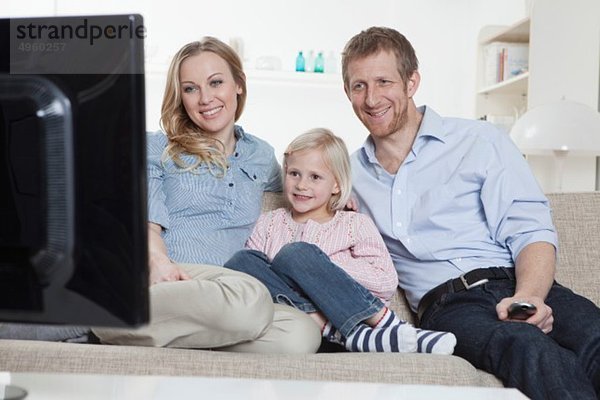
left=93, top=38, right=320, bottom=353
left=225, top=128, right=456, bottom=354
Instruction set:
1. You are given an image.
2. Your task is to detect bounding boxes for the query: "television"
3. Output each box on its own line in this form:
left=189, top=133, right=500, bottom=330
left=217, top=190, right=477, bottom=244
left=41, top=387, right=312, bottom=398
left=0, top=14, right=149, bottom=328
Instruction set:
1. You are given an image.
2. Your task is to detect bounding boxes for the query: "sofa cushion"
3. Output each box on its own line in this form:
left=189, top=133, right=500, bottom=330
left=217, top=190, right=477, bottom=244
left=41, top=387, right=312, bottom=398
left=0, top=339, right=487, bottom=386
left=262, top=191, right=287, bottom=211
left=547, top=192, right=600, bottom=306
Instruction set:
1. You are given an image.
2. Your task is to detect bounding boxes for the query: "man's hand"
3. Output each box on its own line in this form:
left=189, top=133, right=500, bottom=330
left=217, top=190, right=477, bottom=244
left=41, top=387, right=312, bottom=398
left=149, top=261, right=191, bottom=286
left=497, top=296, right=554, bottom=334
left=497, top=242, right=556, bottom=334
left=344, top=196, right=359, bottom=212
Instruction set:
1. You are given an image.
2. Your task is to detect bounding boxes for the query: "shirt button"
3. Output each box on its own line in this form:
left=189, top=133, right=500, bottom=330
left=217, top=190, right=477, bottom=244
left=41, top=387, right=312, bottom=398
left=397, top=189, right=402, bottom=195
left=406, top=238, right=411, bottom=244
left=396, top=221, right=403, bottom=227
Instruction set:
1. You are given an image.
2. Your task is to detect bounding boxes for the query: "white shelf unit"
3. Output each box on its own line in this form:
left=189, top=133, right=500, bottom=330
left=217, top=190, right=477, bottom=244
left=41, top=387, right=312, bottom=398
left=475, top=17, right=530, bottom=126
left=477, top=71, right=529, bottom=96
left=474, top=0, right=600, bottom=193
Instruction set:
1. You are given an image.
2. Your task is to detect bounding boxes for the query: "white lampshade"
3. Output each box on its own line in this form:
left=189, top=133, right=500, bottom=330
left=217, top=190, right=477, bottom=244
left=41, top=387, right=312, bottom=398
left=510, top=100, right=600, bottom=156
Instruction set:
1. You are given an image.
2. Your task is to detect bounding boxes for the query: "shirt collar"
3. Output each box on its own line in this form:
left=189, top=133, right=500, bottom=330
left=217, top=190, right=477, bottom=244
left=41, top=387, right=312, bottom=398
left=361, top=136, right=378, bottom=164
left=234, top=124, right=246, bottom=141
left=232, top=124, right=253, bottom=159
left=415, top=105, right=447, bottom=144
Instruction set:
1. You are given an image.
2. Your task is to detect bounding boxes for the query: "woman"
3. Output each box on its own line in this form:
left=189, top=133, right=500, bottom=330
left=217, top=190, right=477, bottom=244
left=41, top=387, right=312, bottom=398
left=93, top=37, right=320, bottom=353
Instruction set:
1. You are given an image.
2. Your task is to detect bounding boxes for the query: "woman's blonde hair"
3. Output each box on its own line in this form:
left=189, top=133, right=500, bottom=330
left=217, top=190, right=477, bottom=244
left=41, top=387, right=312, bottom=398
left=160, top=37, right=247, bottom=175
left=283, top=128, right=352, bottom=212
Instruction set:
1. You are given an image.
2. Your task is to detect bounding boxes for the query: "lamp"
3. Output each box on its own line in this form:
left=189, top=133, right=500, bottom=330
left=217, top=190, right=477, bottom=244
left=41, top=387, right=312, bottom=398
left=510, top=100, right=600, bottom=191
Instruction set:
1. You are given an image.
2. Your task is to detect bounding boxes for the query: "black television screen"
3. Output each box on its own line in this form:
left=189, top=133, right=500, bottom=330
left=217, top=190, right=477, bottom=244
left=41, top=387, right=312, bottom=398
left=0, top=14, right=149, bottom=327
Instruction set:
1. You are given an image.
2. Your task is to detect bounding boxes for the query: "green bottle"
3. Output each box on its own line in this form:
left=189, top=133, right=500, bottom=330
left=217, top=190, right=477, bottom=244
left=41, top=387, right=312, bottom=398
left=295, top=51, right=305, bottom=72
left=314, top=51, right=324, bottom=73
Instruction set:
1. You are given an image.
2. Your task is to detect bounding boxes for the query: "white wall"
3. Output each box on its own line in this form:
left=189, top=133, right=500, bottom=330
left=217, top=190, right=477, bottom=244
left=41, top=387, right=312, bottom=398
left=4, top=0, right=526, bottom=157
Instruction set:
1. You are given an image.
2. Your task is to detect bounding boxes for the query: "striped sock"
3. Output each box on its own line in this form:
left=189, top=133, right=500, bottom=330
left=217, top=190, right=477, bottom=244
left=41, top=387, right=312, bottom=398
left=374, top=307, right=399, bottom=328
left=344, top=323, right=417, bottom=353
left=415, top=328, right=457, bottom=355
left=376, top=307, right=457, bottom=355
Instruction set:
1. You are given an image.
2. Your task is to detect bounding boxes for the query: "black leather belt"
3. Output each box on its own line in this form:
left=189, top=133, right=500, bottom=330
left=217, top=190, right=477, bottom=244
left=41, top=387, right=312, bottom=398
left=417, top=267, right=515, bottom=322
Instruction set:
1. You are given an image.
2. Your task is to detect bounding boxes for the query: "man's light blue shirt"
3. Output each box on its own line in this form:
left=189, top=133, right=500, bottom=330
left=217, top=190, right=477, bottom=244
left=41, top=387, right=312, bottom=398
left=351, top=106, right=558, bottom=311
left=147, top=125, right=282, bottom=266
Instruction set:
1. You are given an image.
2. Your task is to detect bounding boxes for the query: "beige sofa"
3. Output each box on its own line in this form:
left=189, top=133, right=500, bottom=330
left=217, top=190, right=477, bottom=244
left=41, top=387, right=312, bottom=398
left=0, top=192, right=598, bottom=388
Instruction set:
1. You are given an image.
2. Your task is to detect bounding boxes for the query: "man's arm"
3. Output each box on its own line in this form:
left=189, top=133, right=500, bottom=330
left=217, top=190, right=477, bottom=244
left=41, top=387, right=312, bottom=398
left=496, top=241, right=556, bottom=333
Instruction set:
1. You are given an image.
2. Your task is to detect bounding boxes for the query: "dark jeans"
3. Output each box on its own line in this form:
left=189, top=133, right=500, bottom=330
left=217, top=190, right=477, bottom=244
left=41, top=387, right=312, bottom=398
left=224, top=242, right=383, bottom=337
left=420, top=278, right=600, bottom=400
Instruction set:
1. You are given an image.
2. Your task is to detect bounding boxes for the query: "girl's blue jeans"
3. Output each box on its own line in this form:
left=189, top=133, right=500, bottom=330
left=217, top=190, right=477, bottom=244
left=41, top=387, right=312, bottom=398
left=224, top=242, right=384, bottom=337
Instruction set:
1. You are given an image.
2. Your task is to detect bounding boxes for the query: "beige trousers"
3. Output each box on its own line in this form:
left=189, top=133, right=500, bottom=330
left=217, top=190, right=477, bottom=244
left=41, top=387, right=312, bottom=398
left=92, top=264, right=321, bottom=354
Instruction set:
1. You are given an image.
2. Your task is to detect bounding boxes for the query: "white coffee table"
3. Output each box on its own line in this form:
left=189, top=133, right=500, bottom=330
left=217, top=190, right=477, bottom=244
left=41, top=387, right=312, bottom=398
left=2, top=372, right=529, bottom=399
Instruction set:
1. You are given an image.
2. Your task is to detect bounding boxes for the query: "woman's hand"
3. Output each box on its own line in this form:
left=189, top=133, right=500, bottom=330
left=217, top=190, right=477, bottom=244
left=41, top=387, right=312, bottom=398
left=147, top=222, right=191, bottom=286
left=149, top=261, right=191, bottom=286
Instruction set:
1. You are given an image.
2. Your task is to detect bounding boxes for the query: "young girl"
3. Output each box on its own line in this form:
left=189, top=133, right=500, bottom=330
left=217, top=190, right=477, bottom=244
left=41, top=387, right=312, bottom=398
left=225, top=128, right=456, bottom=354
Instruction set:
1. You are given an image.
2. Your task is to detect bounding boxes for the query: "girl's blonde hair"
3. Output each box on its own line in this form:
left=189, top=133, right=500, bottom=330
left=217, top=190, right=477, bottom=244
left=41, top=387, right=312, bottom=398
left=283, top=128, right=352, bottom=212
left=160, top=37, right=247, bottom=175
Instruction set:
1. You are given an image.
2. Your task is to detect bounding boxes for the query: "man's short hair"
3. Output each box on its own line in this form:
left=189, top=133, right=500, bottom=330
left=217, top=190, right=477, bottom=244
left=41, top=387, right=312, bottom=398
left=342, top=26, right=419, bottom=90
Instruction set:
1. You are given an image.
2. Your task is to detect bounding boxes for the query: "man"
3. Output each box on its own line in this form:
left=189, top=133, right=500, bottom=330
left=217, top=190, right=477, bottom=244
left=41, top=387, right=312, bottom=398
left=342, top=26, right=600, bottom=400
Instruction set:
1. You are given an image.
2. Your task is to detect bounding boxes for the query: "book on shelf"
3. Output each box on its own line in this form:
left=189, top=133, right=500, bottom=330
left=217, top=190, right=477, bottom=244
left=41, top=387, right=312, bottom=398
left=482, top=42, right=529, bottom=87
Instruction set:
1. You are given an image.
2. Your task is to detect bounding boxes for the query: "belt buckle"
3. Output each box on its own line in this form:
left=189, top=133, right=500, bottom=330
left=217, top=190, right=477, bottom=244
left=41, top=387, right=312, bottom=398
left=459, top=274, right=489, bottom=290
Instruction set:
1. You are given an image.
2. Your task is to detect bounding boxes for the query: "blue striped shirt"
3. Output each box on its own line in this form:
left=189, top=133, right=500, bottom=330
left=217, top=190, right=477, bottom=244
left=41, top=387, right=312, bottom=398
left=351, top=106, right=558, bottom=311
left=147, top=125, right=282, bottom=265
